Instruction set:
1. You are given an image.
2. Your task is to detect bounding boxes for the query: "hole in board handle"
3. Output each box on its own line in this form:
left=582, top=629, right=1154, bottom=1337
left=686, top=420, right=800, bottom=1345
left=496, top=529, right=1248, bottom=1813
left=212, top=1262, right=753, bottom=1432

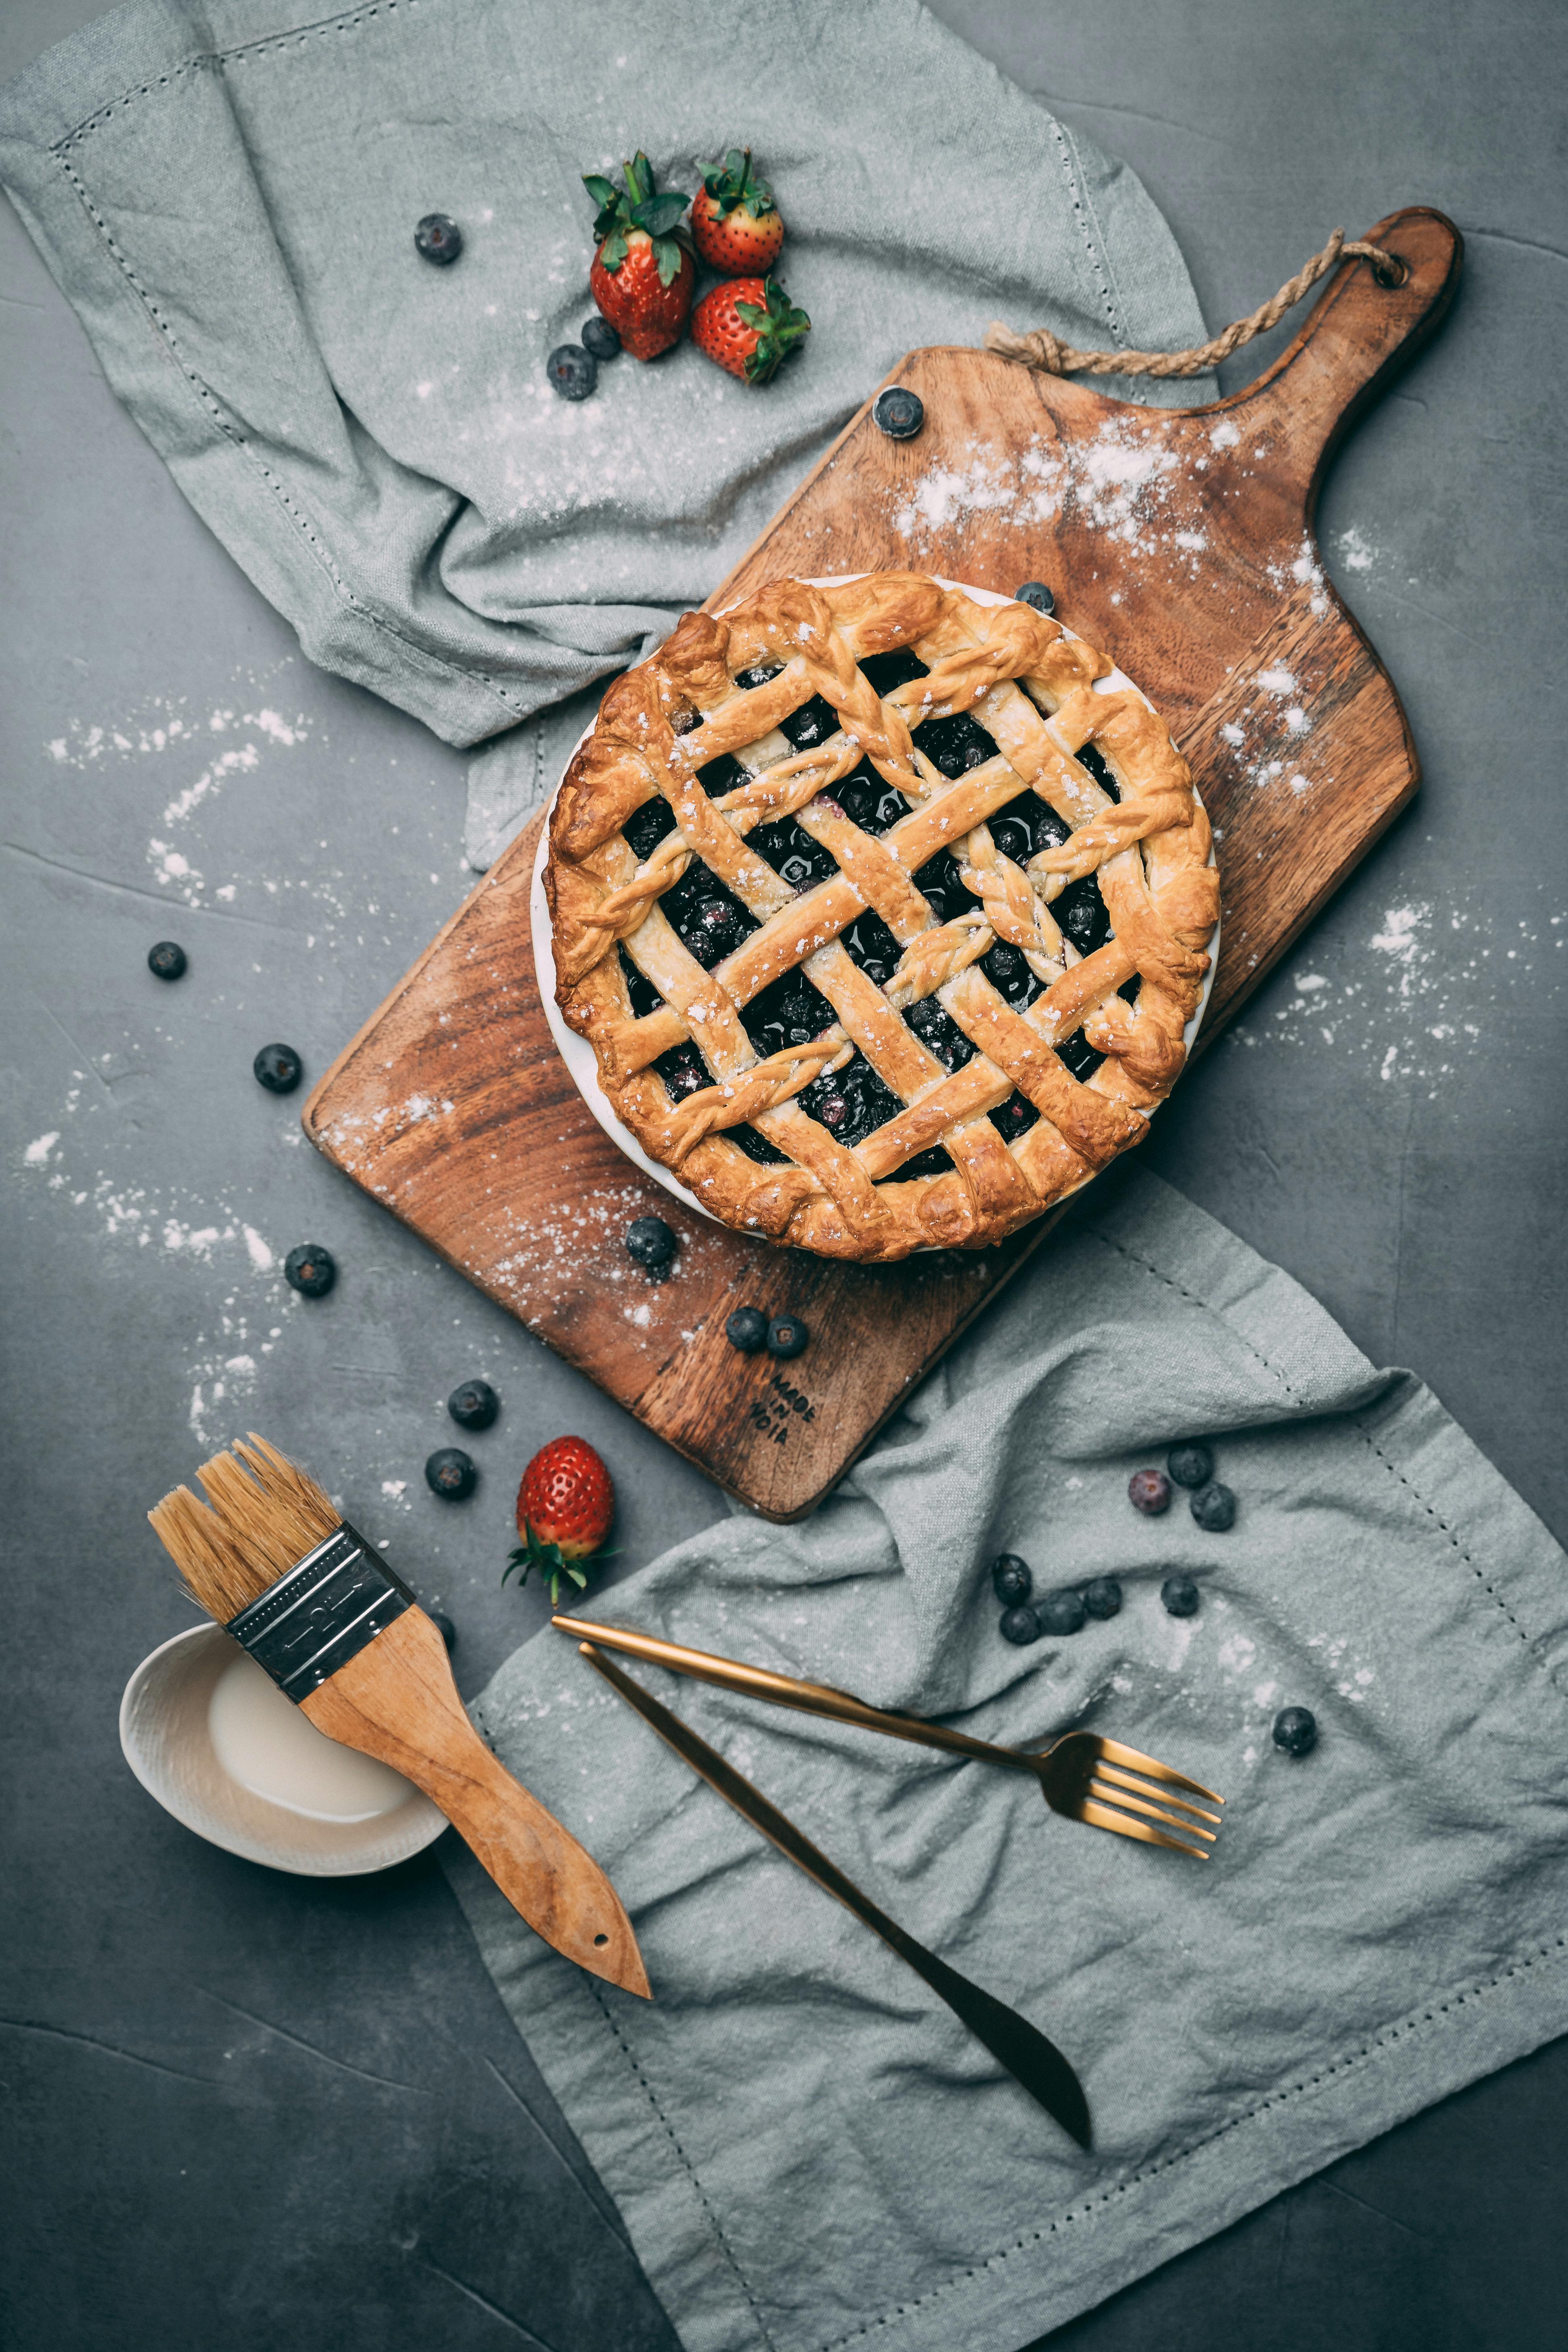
left=594, top=1932, right=609, bottom=1946
left=1372, top=252, right=1409, bottom=289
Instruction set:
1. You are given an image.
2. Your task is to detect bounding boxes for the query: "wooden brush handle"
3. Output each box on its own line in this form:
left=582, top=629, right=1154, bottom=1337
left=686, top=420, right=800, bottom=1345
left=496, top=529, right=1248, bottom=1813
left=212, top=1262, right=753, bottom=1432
left=301, top=1608, right=649, bottom=1998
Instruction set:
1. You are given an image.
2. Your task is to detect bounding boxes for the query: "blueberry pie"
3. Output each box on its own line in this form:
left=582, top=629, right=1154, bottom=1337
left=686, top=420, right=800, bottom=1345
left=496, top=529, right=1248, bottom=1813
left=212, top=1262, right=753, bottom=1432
left=545, top=573, right=1218, bottom=1260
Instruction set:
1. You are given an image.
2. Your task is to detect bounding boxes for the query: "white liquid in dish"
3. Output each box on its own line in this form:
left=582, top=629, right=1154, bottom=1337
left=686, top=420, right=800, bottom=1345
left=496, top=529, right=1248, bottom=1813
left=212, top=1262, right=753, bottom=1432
left=208, top=1651, right=415, bottom=1823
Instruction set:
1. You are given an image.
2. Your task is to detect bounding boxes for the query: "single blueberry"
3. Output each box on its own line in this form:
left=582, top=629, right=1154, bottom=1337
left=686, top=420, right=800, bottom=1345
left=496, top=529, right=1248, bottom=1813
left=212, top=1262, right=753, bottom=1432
left=147, top=940, right=187, bottom=981
left=582, top=316, right=622, bottom=360
left=425, top=1447, right=477, bottom=1501
left=872, top=386, right=924, bottom=440
left=253, top=1042, right=303, bottom=1094
left=1014, top=581, right=1056, bottom=614
left=547, top=344, right=597, bottom=401
left=1167, top=1441, right=1215, bottom=1490
left=766, top=1314, right=809, bottom=1360
left=999, top=1603, right=1041, bottom=1646
left=1036, top=1587, right=1087, bottom=1637
left=1161, top=1573, right=1200, bottom=1619
left=1082, top=1576, right=1123, bottom=1621
left=1272, top=1706, right=1318, bottom=1758
left=428, top=1609, right=457, bottom=1652
left=414, top=213, right=463, bottom=264
left=1190, top=1482, right=1237, bottom=1532
left=626, top=1215, right=677, bottom=1270
left=726, top=1306, right=769, bottom=1353
left=991, top=1553, right=1033, bottom=1605
left=448, top=1378, right=498, bottom=1431
left=1128, top=1468, right=1172, bottom=1516
left=283, top=1243, right=335, bottom=1298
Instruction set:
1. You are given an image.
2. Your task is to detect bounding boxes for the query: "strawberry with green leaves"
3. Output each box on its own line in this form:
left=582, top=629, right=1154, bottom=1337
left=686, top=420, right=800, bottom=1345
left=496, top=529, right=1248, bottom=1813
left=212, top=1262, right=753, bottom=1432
left=505, top=1437, right=615, bottom=1607
left=692, top=148, right=784, bottom=275
left=584, top=153, right=696, bottom=360
left=691, top=276, right=811, bottom=385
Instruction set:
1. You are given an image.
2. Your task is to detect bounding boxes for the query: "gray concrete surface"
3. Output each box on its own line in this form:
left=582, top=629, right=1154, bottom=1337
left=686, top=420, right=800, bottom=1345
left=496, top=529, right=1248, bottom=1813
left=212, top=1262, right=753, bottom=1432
left=3, top=2, right=1565, bottom=2347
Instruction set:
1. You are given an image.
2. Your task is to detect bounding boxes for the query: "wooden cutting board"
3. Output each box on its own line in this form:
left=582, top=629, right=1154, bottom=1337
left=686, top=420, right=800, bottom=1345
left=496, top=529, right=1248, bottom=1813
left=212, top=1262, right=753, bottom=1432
left=303, top=206, right=1460, bottom=1521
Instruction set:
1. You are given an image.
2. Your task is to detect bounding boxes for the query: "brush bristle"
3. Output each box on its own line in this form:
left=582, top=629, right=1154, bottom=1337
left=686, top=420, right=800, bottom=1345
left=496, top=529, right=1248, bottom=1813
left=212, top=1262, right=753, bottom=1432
left=147, top=1433, right=341, bottom=1621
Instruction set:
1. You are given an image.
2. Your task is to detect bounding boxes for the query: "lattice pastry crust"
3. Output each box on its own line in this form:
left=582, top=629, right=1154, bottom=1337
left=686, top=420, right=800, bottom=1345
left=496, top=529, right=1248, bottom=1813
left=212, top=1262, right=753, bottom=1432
left=546, top=573, right=1219, bottom=1262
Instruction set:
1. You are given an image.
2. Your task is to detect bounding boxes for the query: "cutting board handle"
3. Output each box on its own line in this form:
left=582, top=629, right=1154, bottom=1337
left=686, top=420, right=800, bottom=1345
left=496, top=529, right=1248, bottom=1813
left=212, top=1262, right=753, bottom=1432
left=1212, top=206, right=1461, bottom=515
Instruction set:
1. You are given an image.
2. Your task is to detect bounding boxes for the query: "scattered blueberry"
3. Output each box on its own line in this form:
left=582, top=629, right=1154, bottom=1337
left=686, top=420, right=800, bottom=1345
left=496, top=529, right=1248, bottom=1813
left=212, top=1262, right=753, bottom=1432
left=547, top=344, right=597, bottom=401
left=147, top=940, right=187, bottom=981
left=726, top=1306, right=770, bottom=1353
left=1129, top=1468, right=1172, bottom=1516
left=991, top=1553, right=1033, bottom=1605
left=1036, top=1587, right=1087, bottom=1637
left=582, top=316, right=622, bottom=360
left=1272, top=1706, right=1318, bottom=1758
left=1167, top=1441, right=1215, bottom=1490
left=1161, top=1573, right=1200, bottom=1619
left=1014, top=581, right=1056, bottom=614
left=414, top=213, right=463, bottom=264
left=425, top=1447, right=477, bottom=1501
left=1190, top=1482, right=1237, bottom=1532
left=283, top=1243, right=335, bottom=1298
left=253, top=1042, right=303, bottom=1094
left=766, top=1314, right=809, bottom=1360
left=1082, top=1576, right=1123, bottom=1621
left=448, top=1378, right=498, bottom=1431
left=999, top=1604, right=1041, bottom=1646
left=428, top=1609, right=457, bottom=1652
left=625, top=1216, right=677, bottom=1275
left=872, top=386, right=924, bottom=440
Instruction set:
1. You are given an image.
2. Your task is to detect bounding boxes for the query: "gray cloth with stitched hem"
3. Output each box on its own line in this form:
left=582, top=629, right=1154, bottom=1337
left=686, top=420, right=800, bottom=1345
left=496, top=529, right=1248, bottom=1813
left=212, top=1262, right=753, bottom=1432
left=444, top=1166, right=1568, bottom=2352
left=0, top=0, right=1215, bottom=872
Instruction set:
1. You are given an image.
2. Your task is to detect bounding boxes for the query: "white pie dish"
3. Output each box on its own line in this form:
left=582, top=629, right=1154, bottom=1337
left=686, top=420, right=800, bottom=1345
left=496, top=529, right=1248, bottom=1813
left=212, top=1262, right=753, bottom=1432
left=532, top=575, right=1219, bottom=1231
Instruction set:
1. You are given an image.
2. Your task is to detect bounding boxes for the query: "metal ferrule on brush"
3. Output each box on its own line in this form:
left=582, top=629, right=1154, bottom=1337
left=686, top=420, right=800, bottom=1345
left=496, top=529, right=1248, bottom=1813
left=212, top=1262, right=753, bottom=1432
left=227, top=1523, right=413, bottom=1699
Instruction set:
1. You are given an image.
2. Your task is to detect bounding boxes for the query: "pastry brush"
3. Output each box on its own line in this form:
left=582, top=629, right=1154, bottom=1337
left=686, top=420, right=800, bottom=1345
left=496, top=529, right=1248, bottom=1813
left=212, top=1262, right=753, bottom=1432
left=148, top=1434, right=649, bottom=1997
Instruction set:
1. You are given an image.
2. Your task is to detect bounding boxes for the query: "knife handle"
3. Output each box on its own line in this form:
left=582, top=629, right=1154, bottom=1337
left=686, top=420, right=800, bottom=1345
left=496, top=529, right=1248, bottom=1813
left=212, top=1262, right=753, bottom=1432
left=579, top=1642, right=1088, bottom=2145
left=302, top=1609, right=650, bottom=1999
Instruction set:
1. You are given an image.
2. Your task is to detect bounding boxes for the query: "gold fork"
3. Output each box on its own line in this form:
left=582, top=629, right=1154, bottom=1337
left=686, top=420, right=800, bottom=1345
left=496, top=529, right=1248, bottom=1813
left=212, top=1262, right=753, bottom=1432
left=551, top=1614, right=1223, bottom=1860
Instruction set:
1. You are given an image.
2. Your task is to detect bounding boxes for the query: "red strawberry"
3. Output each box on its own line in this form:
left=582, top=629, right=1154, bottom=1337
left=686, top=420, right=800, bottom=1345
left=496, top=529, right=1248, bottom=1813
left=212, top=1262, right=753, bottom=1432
left=692, top=148, right=784, bottom=275
left=691, top=276, right=811, bottom=385
left=583, top=153, right=695, bottom=360
left=505, top=1437, right=615, bottom=1606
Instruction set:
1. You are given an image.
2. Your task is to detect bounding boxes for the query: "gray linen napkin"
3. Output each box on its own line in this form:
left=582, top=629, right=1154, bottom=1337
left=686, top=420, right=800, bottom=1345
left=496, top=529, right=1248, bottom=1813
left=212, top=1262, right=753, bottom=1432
left=445, top=1166, right=1568, bottom=2352
left=0, top=0, right=1213, bottom=868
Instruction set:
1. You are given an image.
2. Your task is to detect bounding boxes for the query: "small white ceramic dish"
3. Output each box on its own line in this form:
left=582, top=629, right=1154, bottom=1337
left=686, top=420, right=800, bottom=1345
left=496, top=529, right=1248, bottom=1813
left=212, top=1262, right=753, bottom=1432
left=531, top=575, right=1219, bottom=1228
left=119, top=1623, right=447, bottom=1877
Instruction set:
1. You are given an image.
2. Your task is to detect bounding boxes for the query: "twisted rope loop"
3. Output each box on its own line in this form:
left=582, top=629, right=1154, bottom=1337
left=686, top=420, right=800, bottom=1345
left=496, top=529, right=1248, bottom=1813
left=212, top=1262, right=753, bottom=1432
left=985, top=230, right=1404, bottom=380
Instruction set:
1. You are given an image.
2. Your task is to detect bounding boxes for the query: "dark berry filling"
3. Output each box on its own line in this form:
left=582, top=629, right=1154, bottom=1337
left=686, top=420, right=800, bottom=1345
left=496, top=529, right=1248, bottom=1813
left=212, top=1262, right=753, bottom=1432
left=655, top=1039, right=712, bottom=1103
left=990, top=1090, right=1039, bottom=1143
left=1055, top=874, right=1112, bottom=956
left=914, top=710, right=1000, bottom=778
left=779, top=694, right=839, bottom=751
left=727, top=1124, right=789, bottom=1165
left=1056, top=1031, right=1105, bottom=1081
left=988, top=789, right=1070, bottom=866
left=698, top=752, right=749, bottom=795
left=1118, top=974, right=1142, bottom=1007
left=835, top=759, right=911, bottom=835
left=912, top=850, right=980, bottom=924
left=623, top=797, right=676, bottom=861
left=748, top=816, right=838, bottom=893
left=741, top=970, right=835, bottom=1058
left=1076, top=740, right=1121, bottom=802
left=858, top=648, right=930, bottom=698
left=894, top=1146, right=955, bottom=1180
left=980, top=938, right=1041, bottom=1012
left=903, top=994, right=975, bottom=1072
left=734, top=662, right=783, bottom=691
left=839, top=909, right=901, bottom=988
left=658, top=859, right=758, bottom=968
left=617, top=944, right=663, bottom=1017
left=798, top=1047, right=900, bottom=1146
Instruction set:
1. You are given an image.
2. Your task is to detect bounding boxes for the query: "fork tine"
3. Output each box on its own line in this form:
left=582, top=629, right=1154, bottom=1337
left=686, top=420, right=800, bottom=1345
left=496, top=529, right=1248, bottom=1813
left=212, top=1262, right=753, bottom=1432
left=1077, top=1796, right=1210, bottom=1859
left=1092, top=1758, right=1223, bottom=1827
left=1092, top=1737, right=1225, bottom=1808
left=1088, top=1776, right=1218, bottom=1843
